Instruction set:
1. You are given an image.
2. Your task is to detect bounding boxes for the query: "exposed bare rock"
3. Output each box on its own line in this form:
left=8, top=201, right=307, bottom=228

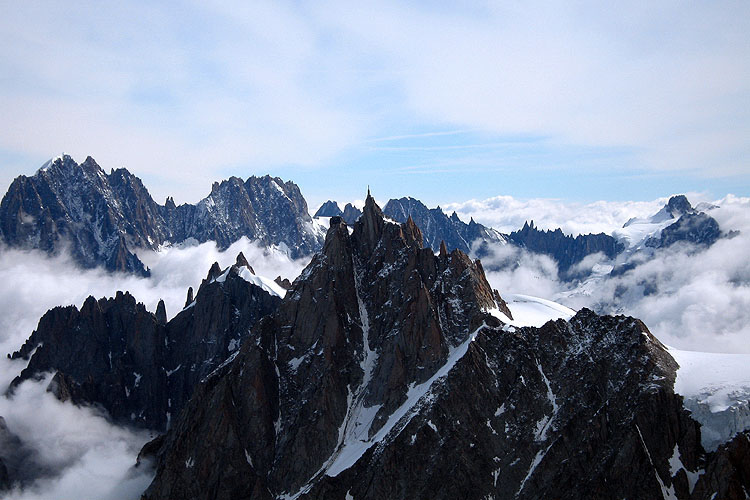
left=8, top=255, right=281, bottom=431
left=0, top=155, right=324, bottom=274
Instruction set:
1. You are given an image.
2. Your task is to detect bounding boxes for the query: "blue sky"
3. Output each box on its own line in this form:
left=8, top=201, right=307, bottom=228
left=1, top=1, right=748, bottom=210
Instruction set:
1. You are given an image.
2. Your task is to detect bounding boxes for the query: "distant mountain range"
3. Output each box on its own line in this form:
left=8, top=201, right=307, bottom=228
left=0, top=156, right=729, bottom=282
left=0, top=155, right=323, bottom=275
left=316, top=194, right=726, bottom=280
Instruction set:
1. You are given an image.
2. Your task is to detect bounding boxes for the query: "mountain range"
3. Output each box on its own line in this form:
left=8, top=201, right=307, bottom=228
left=0, top=157, right=746, bottom=498
left=0, top=155, right=323, bottom=275
left=1, top=193, right=747, bottom=498
left=1, top=156, right=727, bottom=284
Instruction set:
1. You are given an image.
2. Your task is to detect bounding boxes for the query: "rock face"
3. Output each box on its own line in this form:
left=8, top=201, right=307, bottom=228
left=340, top=203, right=362, bottom=225
left=138, top=194, right=736, bottom=500
left=0, top=155, right=324, bottom=274
left=383, top=196, right=505, bottom=254
left=8, top=256, right=281, bottom=431
left=646, top=212, right=722, bottom=248
left=141, top=193, right=505, bottom=499
left=313, top=200, right=343, bottom=218
left=692, top=431, right=750, bottom=499
left=508, top=220, right=625, bottom=274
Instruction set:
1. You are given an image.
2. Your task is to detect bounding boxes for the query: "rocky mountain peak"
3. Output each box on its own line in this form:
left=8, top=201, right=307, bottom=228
left=667, top=194, right=694, bottom=217
left=7, top=256, right=283, bottom=432
left=234, top=252, right=254, bottom=274
left=353, top=191, right=386, bottom=257
left=140, top=192, right=510, bottom=498
left=313, top=200, right=343, bottom=218
left=155, top=299, right=167, bottom=325
left=322, top=216, right=354, bottom=270
left=341, top=203, right=362, bottom=224
left=206, top=262, right=222, bottom=282
left=402, top=214, right=423, bottom=248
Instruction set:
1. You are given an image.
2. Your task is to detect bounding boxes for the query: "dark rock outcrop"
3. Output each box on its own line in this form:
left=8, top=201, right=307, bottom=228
left=274, top=276, right=292, bottom=290
left=383, top=196, right=505, bottom=254
left=341, top=203, right=362, bottom=225
left=508, top=220, right=625, bottom=274
left=646, top=212, right=722, bottom=249
left=313, top=201, right=343, bottom=218
left=0, top=155, right=324, bottom=274
left=8, top=256, right=281, bottom=431
left=184, top=287, right=194, bottom=308
left=9, top=291, right=169, bottom=429
left=141, top=192, right=505, bottom=499
left=138, top=193, right=730, bottom=500
left=691, top=431, right=750, bottom=499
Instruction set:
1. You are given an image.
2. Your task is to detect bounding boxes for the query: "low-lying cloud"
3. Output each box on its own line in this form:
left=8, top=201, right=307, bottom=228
left=480, top=195, right=750, bottom=354
left=0, top=238, right=309, bottom=499
left=446, top=194, right=680, bottom=235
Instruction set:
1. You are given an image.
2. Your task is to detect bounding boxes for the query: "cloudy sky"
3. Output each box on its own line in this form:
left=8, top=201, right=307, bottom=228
left=1, top=0, right=748, bottom=209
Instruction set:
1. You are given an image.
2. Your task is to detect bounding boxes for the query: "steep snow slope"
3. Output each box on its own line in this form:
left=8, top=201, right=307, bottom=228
left=670, top=348, right=750, bottom=450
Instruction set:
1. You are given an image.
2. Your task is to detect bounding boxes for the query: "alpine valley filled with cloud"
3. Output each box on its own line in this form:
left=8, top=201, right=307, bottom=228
left=0, top=155, right=747, bottom=499
left=1, top=1, right=749, bottom=499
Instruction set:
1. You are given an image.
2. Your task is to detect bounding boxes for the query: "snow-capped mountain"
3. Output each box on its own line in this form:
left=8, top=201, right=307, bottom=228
left=131, top=194, right=747, bottom=499
left=614, top=194, right=722, bottom=250
left=0, top=155, right=324, bottom=274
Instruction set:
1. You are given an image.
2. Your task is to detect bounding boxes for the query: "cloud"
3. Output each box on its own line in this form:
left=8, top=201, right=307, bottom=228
left=0, top=240, right=308, bottom=498
left=0, top=374, right=154, bottom=500
left=0, top=1, right=367, bottom=203
left=479, top=195, right=750, bottom=353
left=323, top=0, right=750, bottom=176
left=475, top=241, right=562, bottom=299
left=2, top=1, right=748, bottom=203
left=444, top=193, right=711, bottom=235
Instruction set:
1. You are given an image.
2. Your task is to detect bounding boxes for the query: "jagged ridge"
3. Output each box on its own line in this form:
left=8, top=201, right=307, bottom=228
left=136, top=193, right=747, bottom=500
left=0, top=155, right=324, bottom=274
left=8, top=253, right=281, bottom=431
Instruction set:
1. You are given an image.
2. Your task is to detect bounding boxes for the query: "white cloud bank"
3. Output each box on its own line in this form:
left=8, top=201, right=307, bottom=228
left=480, top=195, right=750, bottom=354
left=0, top=239, right=307, bottom=499
left=445, top=193, right=699, bottom=236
